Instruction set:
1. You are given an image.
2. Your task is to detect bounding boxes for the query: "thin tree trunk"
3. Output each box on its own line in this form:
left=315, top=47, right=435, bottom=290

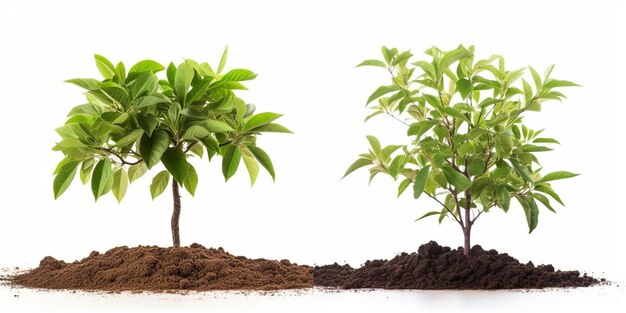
left=171, top=180, right=181, bottom=248
left=463, top=207, right=471, bottom=256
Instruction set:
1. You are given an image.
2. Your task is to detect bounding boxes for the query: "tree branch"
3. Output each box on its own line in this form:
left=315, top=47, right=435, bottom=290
left=404, top=174, right=462, bottom=226
left=425, top=192, right=463, bottom=226
left=386, top=112, right=410, bottom=126
left=96, top=147, right=142, bottom=165
left=471, top=209, right=484, bottom=225
left=387, top=68, right=425, bottom=117
left=184, top=141, right=198, bottom=153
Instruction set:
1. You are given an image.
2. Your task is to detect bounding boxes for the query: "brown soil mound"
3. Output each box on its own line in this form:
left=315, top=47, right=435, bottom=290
left=12, top=243, right=312, bottom=291
left=313, top=241, right=599, bottom=289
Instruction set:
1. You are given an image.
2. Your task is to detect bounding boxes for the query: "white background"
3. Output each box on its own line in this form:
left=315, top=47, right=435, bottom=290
left=1, top=0, right=625, bottom=311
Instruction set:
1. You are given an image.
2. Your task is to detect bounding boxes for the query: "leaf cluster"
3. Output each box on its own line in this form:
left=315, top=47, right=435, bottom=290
left=345, top=45, right=579, bottom=233
left=53, top=48, right=291, bottom=202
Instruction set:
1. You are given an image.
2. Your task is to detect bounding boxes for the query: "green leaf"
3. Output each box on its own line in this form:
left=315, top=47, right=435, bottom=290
left=128, top=162, right=148, bottom=183
left=134, top=95, right=170, bottom=109
left=365, top=110, right=384, bottom=122
left=521, top=144, right=553, bottom=152
left=112, top=168, right=128, bottom=203
left=442, top=166, right=471, bottom=192
left=113, top=112, right=129, bottom=124
left=522, top=79, right=533, bottom=102
left=204, top=119, right=235, bottom=133
left=534, top=185, right=565, bottom=206
left=94, top=54, right=116, bottom=79
left=115, top=62, right=126, bottom=83
left=183, top=163, right=198, bottom=196
left=248, top=146, right=275, bottom=181
left=115, top=129, right=144, bottom=147
left=166, top=62, right=176, bottom=86
left=533, top=137, right=560, bottom=144
left=217, top=46, right=229, bottom=74
left=241, top=147, right=260, bottom=186
left=183, top=125, right=211, bottom=140
left=423, top=94, right=444, bottom=112
left=511, top=125, right=521, bottom=139
left=91, top=158, right=114, bottom=201
left=80, top=159, right=95, bottom=185
left=440, top=45, right=472, bottom=72
left=234, top=98, right=247, bottom=123
left=161, top=147, right=189, bottom=184
left=221, top=69, right=257, bottom=82
left=52, top=157, right=75, bottom=175
left=222, top=146, right=241, bottom=181
left=515, top=195, right=538, bottom=233
left=65, top=78, right=100, bottom=90
left=201, top=135, right=220, bottom=156
left=397, top=178, right=411, bottom=198
left=52, top=137, right=87, bottom=151
left=253, top=123, right=293, bottom=133
left=527, top=197, right=539, bottom=233
left=185, top=77, right=212, bottom=105
left=444, top=107, right=468, bottom=122
left=532, top=192, right=555, bottom=213
left=413, top=165, right=431, bottom=199
left=342, top=158, right=373, bottom=179
left=356, top=59, right=387, bottom=68
left=53, top=161, right=79, bottom=199
left=129, top=60, right=165, bottom=74
left=456, top=79, right=472, bottom=99
left=467, top=158, right=485, bottom=177
left=168, top=102, right=181, bottom=125
left=139, top=130, right=170, bottom=168
left=381, top=145, right=403, bottom=158
left=470, top=177, right=492, bottom=196
left=366, top=85, right=400, bottom=105
left=540, top=171, right=579, bottom=182
left=412, top=61, right=435, bottom=77
left=510, top=159, right=533, bottom=182
left=128, top=72, right=157, bottom=99
left=543, top=79, right=580, bottom=88
left=189, top=143, right=204, bottom=158
left=529, top=66, right=542, bottom=90
left=381, top=46, right=396, bottom=64
left=138, top=114, right=159, bottom=136
left=175, top=62, right=194, bottom=100
left=407, top=120, right=437, bottom=139
left=150, top=171, right=170, bottom=199
left=245, top=112, right=282, bottom=130
left=496, top=185, right=511, bottom=212
left=366, top=135, right=381, bottom=156
left=415, top=211, right=441, bottom=222
left=388, top=155, right=405, bottom=178
left=392, top=51, right=413, bottom=66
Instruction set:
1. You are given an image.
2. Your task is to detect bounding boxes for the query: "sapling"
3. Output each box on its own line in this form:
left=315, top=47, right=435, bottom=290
left=53, top=48, right=291, bottom=247
left=344, top=45, right=578, bottom=256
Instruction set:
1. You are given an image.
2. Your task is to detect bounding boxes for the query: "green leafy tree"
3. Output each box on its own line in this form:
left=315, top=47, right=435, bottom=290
left=53, top=48, right=291, bottom=247
left=345, top=45, right=579, bottom=256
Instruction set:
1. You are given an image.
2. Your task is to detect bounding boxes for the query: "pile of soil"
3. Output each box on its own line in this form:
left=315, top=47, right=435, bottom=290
left=313, top=241, right=599, bottom=289
left=12, top=243, right=312, bottom=291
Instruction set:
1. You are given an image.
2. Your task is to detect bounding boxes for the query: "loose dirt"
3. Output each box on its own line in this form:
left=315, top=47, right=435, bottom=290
left=12, top=241, right=599, bottom=291
left=313, top=241, right=598, bottom=289
left=12, top=243, right=312, bottom=291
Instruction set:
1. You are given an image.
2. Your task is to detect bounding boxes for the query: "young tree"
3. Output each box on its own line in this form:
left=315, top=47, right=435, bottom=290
left=344, top=45, right=578, bottom=256
left=52, top=48, right=290, bottom=247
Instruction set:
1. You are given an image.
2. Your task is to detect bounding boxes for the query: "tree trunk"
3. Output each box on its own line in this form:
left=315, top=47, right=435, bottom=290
left=171, top=180, right=181, bottom=248
left=463, top=207, right=471, bottom=256
left=463, top=227, right=471, bottom=256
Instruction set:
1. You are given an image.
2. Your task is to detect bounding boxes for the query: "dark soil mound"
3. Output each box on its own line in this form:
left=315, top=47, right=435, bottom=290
left=313, top=241, right=598, bottom=289
left=12, top=243, right=312, bottom=291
